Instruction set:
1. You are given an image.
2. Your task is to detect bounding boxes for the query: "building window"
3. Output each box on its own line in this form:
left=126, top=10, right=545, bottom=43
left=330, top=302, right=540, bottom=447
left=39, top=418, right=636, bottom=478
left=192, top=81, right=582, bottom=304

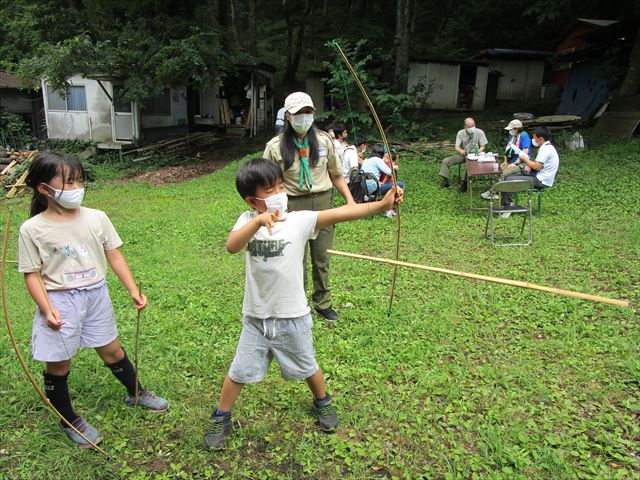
left=47, top=85, right=87, bottom=111
left=144, top=88, right=172, bottom=116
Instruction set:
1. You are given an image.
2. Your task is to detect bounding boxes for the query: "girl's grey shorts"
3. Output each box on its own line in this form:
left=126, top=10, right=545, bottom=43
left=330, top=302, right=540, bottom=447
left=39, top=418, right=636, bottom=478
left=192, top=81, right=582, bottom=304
left=32, top=280, right=118, bottom=362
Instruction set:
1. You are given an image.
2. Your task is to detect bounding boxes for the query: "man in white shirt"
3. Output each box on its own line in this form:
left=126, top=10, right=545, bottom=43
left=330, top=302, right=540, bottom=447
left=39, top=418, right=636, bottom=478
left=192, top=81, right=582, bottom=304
left=500, top=126, right=559, bottom=215
left=274, top=106, right=286, bottom=133
left=342, top=137, right=366, bottom=183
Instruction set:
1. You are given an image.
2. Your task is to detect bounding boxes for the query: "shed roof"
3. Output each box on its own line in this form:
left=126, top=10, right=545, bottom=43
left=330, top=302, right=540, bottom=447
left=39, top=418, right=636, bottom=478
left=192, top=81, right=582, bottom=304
left=410, top=56, right=488, bottom=67
left=475, top=49, right=553, bottom=60
left=0, top=70, right=35, bottom=89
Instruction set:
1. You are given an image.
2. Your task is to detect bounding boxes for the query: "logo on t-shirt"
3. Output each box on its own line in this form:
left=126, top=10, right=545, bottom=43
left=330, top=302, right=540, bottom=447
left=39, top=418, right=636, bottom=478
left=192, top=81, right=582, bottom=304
left=247, top=239, right=292, bottom=261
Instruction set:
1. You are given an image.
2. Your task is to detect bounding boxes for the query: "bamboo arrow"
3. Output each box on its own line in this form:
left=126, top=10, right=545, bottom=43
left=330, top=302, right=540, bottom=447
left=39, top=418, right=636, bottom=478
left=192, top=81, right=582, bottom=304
left=327, top=249, right=630, bottom=308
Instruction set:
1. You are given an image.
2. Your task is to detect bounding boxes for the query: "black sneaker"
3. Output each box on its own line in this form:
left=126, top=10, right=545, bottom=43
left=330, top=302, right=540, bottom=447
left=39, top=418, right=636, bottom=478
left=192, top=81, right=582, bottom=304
left=314, top=306, right=339, bottom=321
left=313, top=395, right=339, bottom=432
left=458, top=182, right=468, bottom=193
left=204, top=411, right=232, bottom=450
left=440, top=178, right=450, bottom=188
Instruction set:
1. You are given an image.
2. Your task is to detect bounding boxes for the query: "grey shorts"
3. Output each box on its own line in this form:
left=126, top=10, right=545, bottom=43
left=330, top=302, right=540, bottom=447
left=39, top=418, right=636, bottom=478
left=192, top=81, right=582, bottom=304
left=32, top=280, right=118, bottom=362
left=228, top=313, right=319, bottom=383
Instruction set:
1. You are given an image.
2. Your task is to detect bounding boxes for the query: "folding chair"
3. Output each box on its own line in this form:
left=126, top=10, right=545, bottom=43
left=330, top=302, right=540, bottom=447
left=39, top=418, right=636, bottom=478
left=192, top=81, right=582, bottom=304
left=484, top=179, right=534, bottom=247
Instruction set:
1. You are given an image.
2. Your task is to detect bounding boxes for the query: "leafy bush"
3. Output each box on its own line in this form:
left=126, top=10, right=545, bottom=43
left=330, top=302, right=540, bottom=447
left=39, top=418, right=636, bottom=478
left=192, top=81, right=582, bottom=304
left=319, top=39, right=433, bottom=142
left=0, top=111, right=33, bottom=148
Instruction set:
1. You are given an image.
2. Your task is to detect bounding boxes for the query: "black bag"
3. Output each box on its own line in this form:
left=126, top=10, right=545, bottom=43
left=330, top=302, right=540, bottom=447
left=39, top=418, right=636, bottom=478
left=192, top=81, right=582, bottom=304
left=349, top=170, right=380, bottom=203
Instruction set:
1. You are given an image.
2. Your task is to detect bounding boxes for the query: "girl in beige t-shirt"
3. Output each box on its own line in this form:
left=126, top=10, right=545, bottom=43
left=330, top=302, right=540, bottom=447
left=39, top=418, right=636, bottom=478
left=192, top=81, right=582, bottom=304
left=17, top=152, right=169, bottom=448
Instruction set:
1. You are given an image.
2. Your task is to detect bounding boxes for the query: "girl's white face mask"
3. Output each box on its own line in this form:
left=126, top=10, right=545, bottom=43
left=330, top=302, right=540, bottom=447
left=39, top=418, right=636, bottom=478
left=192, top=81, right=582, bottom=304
left=257, top=192, right=288, bottom=217
left=45, top=184, right=85, bottom=209
left=290, top=113, right=314, bottom=135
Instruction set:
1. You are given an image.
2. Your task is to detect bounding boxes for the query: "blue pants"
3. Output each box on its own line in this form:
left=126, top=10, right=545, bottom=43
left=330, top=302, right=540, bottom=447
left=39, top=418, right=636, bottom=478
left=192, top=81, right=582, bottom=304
left=379, top=180, right=405, bottom=195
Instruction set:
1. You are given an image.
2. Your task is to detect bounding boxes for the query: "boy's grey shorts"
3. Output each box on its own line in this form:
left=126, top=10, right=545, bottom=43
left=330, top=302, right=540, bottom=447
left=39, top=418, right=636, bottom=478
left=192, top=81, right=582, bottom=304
left=228, top=313, right=319, bottom=383
left=32, top=280, right=118, bottom=362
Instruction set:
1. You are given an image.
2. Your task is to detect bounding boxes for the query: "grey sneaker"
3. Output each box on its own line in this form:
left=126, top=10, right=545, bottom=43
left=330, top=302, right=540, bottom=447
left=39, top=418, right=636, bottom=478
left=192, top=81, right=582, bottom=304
left=62, top=416, right=103, bottom=448
left=124, top=388, right=169, bottom=412
left=204, top=412, right=232, bottom=450
left=313, top=395, right=339, bottom=432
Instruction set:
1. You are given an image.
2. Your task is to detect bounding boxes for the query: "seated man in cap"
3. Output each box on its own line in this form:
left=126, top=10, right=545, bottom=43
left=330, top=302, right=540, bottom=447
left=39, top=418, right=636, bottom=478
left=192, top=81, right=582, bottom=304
left=439, top=117, right=488, bottom=192
left=482, top=119, right=531, bottom=200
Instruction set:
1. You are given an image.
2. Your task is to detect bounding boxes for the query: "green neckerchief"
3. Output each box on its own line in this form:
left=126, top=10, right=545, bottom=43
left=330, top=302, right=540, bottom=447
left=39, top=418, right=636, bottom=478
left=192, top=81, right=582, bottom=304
left=293, top=136, right=312, bottom=192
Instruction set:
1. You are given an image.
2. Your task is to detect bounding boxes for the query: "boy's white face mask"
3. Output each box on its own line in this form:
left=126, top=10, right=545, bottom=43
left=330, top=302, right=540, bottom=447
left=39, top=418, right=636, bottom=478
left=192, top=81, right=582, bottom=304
left=257, top=192, right=288, bottom=217
left=45, top=184, right=85, bottom=209
left=289, top=113, right=314, bottom=135
left=532, top=138, right=540, bottom=147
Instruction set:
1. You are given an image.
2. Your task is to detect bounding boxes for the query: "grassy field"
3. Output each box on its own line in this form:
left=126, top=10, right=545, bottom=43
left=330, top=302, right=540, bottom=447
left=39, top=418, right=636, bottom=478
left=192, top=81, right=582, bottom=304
left=0, top=136, right=639, bottom=479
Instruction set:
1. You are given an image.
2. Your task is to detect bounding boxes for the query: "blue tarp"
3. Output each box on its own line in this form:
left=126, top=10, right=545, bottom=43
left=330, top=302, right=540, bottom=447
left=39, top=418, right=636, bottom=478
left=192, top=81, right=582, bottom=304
left=556, top=60, right=608, bottom=120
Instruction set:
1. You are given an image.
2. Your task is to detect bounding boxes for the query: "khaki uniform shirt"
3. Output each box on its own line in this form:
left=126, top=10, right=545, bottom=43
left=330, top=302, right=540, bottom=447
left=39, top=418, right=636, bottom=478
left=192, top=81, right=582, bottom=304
left=455, top=128, right=488, bottom=152
left=19, top=207, right=123, bottom=290
left=263, top=131, right=342, bottom=196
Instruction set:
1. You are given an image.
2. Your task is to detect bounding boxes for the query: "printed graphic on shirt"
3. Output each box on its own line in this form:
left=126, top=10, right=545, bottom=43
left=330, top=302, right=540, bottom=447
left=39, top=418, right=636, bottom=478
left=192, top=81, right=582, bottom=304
left=65, top=268, right=97, bottom=283
left=247, top=239, right=292, bottom=261
left=319, top=147, right=328, bottom=157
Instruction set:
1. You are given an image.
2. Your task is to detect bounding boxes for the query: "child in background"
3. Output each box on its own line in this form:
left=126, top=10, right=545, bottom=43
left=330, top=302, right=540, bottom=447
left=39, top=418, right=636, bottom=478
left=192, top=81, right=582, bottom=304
left=204, top=158, right=403, bottom=449
left=361, top=145, right=406, bottom=217
left=19, top=152, right=168, bottom=448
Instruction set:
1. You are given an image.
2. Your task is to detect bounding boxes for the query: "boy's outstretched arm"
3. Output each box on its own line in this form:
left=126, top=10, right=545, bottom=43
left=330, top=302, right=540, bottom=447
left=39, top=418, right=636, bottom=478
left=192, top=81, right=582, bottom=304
left=227, top=210, right=286, bottom=253
left=316, top=187, right=404, bottom=230
left=106, top=248, right=147, bottom=310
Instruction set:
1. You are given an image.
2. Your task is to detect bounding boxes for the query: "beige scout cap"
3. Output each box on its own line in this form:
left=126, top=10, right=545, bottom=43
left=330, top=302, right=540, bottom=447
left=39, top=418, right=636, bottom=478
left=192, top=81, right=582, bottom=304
left=284, top=92, right=315, bottom=114
left=505, top=119, right=523, bottom=130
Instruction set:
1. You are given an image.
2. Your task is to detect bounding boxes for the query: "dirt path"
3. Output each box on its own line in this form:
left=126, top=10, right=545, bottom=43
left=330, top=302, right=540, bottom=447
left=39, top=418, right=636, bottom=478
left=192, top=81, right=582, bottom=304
left=125, top=133, right=271, bottom=185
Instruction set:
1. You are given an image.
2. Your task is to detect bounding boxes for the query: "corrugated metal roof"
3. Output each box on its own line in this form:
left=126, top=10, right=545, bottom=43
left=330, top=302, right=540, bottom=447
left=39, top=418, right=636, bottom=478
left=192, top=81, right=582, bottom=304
left=577, top=18, right=619, bottom=28
left=480, top=49, right=554, bottom=60
left=0, top=70, right=35, bottom=89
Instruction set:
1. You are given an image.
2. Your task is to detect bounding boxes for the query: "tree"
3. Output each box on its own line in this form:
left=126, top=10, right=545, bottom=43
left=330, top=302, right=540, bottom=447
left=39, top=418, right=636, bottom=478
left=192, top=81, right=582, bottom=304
left=394, top=0, right=411, bottom=92
left=282, top=0, right=312, bottom=85
left=2, top=0, right=242, bottom=103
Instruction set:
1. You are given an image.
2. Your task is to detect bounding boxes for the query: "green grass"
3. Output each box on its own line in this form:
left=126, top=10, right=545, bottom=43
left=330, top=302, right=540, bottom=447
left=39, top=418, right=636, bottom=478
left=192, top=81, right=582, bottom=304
left=1, top=138, right=639, bottom=479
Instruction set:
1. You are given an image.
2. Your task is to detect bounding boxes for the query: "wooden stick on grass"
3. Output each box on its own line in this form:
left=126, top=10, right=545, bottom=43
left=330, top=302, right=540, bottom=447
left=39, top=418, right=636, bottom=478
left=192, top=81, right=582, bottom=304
left=134, top=282, right=143, bottom=404
left=327, top=250, right=630, bottom=308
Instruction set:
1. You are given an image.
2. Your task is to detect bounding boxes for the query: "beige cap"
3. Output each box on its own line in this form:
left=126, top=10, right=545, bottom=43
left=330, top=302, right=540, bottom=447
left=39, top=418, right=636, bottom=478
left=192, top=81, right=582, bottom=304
left=505, top=119, right=523, bottom=130
left=284, top=92, right=315, bottom=114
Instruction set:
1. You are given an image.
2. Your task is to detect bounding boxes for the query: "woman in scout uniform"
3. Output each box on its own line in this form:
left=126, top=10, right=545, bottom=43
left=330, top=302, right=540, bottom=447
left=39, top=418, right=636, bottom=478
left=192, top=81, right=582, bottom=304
left=263, top=92, right=355, bottom=321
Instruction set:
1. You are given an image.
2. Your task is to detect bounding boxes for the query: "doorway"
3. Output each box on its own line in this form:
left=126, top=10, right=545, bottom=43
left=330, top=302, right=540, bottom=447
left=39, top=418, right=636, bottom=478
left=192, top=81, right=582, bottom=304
left=113, top=86, right=134, bottom=142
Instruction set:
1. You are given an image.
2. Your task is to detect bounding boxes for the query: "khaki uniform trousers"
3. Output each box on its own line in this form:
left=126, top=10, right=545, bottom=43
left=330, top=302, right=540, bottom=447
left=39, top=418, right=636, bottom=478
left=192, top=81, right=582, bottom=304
left=439, top=153, right=465, bottom=179
left=287, top=190, right=333, bottom=309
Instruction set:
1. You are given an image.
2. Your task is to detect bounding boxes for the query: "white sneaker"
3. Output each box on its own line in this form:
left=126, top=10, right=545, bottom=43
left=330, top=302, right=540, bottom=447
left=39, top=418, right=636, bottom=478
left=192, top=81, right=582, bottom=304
left=481, top=190, right=499, bottom=200
left=499, top=202, right=515, bottom=218
left=385, top=209, right=397, bottom=218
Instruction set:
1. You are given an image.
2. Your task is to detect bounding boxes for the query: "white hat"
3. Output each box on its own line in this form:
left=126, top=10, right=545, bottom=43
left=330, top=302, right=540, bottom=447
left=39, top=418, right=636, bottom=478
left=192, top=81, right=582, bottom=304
left=284, top=92, right=315, bottom=114
left=505, top=119, right=523, bottom=130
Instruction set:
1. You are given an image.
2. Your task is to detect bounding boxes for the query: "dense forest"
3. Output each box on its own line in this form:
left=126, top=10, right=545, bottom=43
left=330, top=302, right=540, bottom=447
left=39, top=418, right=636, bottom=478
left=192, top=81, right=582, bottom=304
left=1, top=0, right=639, bottom=104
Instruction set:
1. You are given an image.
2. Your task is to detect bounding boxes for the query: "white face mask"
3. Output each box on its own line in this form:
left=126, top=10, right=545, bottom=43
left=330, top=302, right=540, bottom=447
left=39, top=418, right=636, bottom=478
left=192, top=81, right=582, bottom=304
left=532, top=138, right=540, bottom=147
left=466, top=127, right=475, bottom=135
left=290, top=113, right=314, bottom=135
left=45, top=184, right=85, bottom=209
left=509, top=129, right=517, bottom=136
left=257, top=192, right=288, bottom=217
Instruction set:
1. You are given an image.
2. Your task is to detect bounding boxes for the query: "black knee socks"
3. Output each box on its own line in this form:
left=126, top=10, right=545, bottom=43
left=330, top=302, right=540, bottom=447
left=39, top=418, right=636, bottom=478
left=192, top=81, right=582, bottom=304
left=106, top=350, right=143, bottom=397
left=43, top=371, right=78, bottom=427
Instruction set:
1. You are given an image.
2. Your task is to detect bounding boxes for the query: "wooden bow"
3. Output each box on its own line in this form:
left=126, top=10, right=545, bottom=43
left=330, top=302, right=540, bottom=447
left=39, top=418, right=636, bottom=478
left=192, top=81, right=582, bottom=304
left=331, top=40, right=402, bottom=315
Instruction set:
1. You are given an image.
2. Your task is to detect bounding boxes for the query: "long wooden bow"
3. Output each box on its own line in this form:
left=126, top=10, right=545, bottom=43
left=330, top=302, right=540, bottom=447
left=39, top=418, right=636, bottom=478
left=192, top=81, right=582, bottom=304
left=331, top=40, right=402, bottom=315
left=1, top=207, right=111, bottom=457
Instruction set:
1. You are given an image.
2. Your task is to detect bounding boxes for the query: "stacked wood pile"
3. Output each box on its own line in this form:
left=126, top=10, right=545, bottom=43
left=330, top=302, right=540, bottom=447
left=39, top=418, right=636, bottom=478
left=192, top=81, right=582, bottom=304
left=122, top=131, right=222, bottom=161
left=1, top=150, right=38, bottom=198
